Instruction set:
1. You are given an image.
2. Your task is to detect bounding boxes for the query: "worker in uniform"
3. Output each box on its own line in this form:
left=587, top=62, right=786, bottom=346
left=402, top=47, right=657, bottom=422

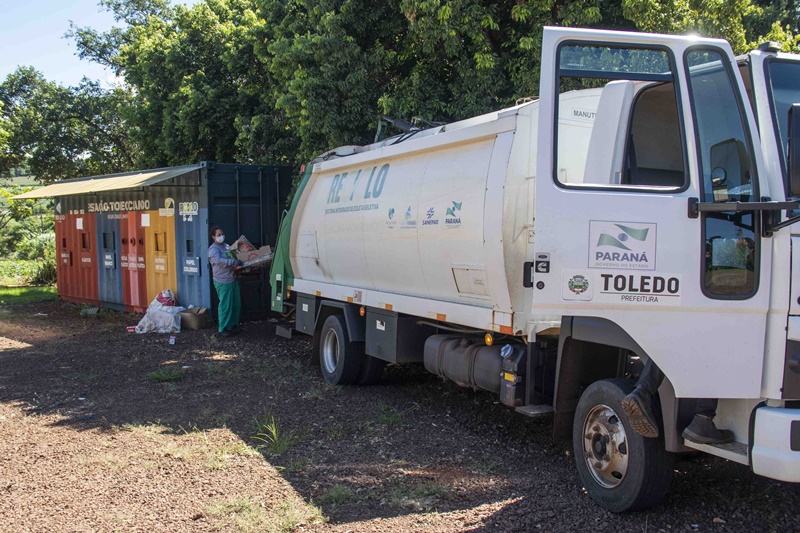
left=208, top=226, right=243, bottom=337
left=622, top=359, right=734, bottom=444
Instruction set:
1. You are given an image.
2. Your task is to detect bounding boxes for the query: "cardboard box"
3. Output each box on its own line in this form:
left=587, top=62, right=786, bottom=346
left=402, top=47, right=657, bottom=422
left=236, top=245, right=272, bottom=264
left=178, top=307, right=213, bottom=330
left=230, top=235, right=272, bottom=263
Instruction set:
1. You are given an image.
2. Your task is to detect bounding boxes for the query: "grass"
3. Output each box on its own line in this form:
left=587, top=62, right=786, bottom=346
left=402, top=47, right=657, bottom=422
left=470, top=458, right=500, bottom=474
left=0, top=285, right=57, bottom=305
left=323, top=424, right=345, bottom=439
left=252, top=412, right=297, bottom=456
left=317, top=485, right=355, bottom=506
left=197, top=429, right=258, bottom=470
left=146, top=367, right=186, bottom=383
left=207, top=496, right=269, bottom=533
left=207, top=496, right=325, bottom=533
left=375, top=402, right=419, bottom=428
left=272, top=500, right=325, bottom=533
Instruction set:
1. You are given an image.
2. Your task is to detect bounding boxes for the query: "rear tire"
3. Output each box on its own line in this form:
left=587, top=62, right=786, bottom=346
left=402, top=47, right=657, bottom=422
left=319, top=314, right=362, bottom=385
left=356, top=355, right=386, bottom=385
left=573, top=378, right=673, bottom=513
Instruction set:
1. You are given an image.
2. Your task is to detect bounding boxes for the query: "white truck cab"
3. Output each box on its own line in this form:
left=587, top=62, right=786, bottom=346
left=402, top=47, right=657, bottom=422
left=270, top=27, right=800, bottom=512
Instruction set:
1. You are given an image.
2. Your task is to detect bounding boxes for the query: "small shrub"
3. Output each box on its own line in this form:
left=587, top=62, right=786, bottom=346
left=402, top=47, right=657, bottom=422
left=317, top=485, right=354, bottom=506
left=147, top=368, right=186, bottom=383
left=31, top=259, right=56, bottom=285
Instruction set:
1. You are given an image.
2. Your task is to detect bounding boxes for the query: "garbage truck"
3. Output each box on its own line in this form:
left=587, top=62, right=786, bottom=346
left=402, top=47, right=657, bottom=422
left=269, top=26, right=800, bottom=512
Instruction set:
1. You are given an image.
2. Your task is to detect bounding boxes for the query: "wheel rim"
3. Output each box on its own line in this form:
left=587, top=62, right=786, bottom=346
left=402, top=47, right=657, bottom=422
left=582, top=404, right=629, bottom=489
left=322, top=328, right=339, bottom=374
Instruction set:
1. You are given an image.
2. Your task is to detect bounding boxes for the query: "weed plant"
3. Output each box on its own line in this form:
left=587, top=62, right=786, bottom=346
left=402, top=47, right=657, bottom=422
left=252, top=412, right=296, bottom=456
left=146, top=368, right=186, bottom=383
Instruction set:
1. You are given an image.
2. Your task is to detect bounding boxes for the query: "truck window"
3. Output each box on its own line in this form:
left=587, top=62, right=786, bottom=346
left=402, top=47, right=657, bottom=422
left=686, top=49, right=759, bottom=297
left=555, top=44, right=686, bottom=190
left=622, top=83, right=686, bottom=187
left=766, top=60, right=800, bottom=185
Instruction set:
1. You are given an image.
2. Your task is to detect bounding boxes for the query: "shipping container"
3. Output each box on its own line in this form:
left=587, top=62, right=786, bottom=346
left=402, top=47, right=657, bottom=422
left=18, top=162, right=292, bottom=315
left=95, top=212, right=124, bottom=310
left=55, top=213, right=99, bottom=305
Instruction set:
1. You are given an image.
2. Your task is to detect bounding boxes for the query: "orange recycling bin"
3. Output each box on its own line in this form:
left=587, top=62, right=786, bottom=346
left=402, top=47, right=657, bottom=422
left=144, top=209, right=178, bottom=304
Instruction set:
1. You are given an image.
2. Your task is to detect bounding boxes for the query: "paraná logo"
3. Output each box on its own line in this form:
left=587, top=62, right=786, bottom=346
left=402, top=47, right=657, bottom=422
left=589, top=221, right=656, bottom=270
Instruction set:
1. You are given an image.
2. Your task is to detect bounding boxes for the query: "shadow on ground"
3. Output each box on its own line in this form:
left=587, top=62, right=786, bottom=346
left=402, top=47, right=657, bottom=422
left=0, top=301, right=799, bottom=532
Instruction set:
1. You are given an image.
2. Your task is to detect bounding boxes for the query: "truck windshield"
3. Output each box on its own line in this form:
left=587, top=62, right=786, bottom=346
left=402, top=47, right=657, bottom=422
left=766, top=60, right=800, bottom=177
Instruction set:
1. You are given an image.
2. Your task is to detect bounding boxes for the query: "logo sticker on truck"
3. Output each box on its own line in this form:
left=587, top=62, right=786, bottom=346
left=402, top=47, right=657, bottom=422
left=324, top=164, right=389, bottom=215
left=589, top=221, right=656, bottom=271
left=445, top=201, right=462, bottom=226
left=562, top=270, right=681, bottom=306
left=597, top=273, right=681, bottom=306
left=562, top=270, right=594, bottom=301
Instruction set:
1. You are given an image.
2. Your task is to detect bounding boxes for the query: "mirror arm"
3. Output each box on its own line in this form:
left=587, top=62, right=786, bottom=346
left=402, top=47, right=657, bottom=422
left=688, top=197, right=799, bottom=218
left=688, top=197, right=800, bottom=236
left=764, top=212, right=800, bottom=236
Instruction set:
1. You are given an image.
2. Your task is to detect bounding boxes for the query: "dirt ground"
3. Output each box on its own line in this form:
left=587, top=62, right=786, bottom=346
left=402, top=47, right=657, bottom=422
left=1, top=301, right=799, bottom=533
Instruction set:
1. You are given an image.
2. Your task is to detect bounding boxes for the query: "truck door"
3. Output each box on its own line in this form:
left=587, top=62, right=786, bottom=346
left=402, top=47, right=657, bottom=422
left=534, top=27, right=771, bottom=399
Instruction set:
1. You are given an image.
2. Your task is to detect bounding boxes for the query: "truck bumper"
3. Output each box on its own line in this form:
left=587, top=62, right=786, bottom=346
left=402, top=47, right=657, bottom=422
left=751, top=406, right=800, bottom=482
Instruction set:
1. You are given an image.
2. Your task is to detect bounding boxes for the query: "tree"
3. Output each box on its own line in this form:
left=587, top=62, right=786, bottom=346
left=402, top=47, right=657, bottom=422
left=621, top=0, right=800, bottom=53
left=0, top=187, right=34, bottom=233
left=0, top=67, right=139, bottom=184
left=66, top=0, right=798, bottom=174
left=71, top=0, right=296, bottom=168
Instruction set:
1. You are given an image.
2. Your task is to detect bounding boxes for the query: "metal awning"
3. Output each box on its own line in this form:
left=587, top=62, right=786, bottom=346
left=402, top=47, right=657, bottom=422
left=12, top=164, right=202, bottom=200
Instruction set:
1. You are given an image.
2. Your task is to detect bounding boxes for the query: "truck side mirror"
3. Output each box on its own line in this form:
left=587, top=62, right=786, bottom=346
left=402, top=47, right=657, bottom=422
left=788, top=103, right=800, bottom=197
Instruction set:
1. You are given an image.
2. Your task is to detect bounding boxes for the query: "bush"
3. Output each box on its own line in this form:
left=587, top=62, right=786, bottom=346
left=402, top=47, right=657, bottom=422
left=15, top=231, right=55, bottom=260
left=31, top=260, right=56, bottom=285
left=0, top=260, right=38, bottom=285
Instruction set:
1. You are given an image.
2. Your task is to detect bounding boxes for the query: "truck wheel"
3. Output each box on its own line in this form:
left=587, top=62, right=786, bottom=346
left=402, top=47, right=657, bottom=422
left=573, top=378, right=673, bottom=513
left=357, top=355, right=386, bottom=385
left=319, top=314, right=362, bottom=385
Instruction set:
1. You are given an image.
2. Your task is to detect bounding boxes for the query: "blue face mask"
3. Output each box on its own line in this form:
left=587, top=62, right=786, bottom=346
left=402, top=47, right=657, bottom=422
left=215, top=235, right=225, bottom=244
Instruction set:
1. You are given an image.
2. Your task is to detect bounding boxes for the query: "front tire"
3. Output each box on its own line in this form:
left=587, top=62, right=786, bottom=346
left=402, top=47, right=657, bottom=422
left=319, top=314, right=362, bottom=385
left=573, top=378, right=673, bottom=513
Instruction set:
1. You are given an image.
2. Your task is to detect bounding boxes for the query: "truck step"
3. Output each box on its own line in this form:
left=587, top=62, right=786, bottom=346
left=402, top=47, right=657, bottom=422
left=276, top=325, right=293, bottom=339
left=515, top=404, right=555, bottom=417
left=683, top=439, right=749, bottom=465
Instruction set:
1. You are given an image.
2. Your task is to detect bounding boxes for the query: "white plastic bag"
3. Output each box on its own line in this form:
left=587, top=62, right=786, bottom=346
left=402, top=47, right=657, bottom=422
left=136, top=293, right=185, bottom=333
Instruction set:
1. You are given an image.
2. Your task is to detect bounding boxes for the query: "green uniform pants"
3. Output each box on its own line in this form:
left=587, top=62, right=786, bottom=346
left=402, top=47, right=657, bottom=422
left=213, top=279, right=241, bottom=332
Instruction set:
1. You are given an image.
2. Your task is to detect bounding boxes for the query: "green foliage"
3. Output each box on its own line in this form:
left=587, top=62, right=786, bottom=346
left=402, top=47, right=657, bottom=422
left=251, top=412, right=296, bottom=455
left=0, top=184, right=55, bottom=286
left=0, top=285, right=57, bottom=304
left=0, top=68, right=138, bottom=184
left=72, top=0, right=296, bottom=168
left=0, top=260, right=40, bottom=286
left=9, top=0, right=800, bottom=184
left=31, top=259, right=57, bottom=286
left=147, top=367, right=186, bottom=382
left=0, top=187, right=35, bottom=232
left=621, top=0, right=800, bottom=54
left=316, top=485, right=355, bottom=506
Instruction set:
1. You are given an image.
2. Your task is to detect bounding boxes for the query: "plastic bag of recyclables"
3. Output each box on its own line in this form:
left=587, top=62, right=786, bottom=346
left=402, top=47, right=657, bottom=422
left=135, top=289, right=186, bottom=333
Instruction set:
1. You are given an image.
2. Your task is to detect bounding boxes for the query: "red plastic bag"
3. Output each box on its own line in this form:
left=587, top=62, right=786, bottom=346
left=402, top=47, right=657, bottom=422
left=156, top=289, right=176, bottom=307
